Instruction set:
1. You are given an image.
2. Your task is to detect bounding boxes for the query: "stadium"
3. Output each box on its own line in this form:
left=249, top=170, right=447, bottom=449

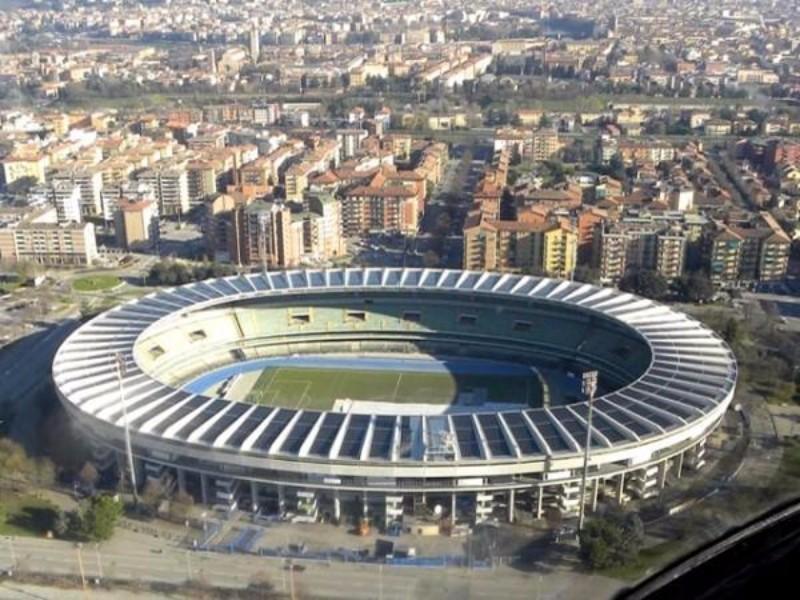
left=52, top=268, right=737, bottom=527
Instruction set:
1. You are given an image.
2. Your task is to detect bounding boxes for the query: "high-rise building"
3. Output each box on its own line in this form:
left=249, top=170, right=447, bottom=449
left=249, top=24, right=260, bottom=62
left=542, top=223, right=578, bottom=279
left=244, top=200, right=299, bottom=268
left=576, top=206, right=607, bottom=263
left=463, top=213, right=577, bottom=279
left=49, top=181, right=82, bottom=224
left=100, top=181, right=155, bottom=224
left=138, top=162, right=190, bottom=216
left=204, top=193, right=250, bottom=264
left=594, top=222, right=687, bottom=284
left=303, top=192, right=345, bottom=260
left=342, top=168, right=424, bottom=235
left=115, top=198, right=159, bottom=251
left=50, top=167, right=103, bottom=217
left=705, top=212, right=791, bottom=286
left=187, top=160, right=219, bottom=204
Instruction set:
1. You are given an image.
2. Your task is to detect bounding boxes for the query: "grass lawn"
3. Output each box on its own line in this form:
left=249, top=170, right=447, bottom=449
left=0, top=281, right=22, bottom=294
left=777, top=439, right=800, bottom=479
left=245, top=365, right=540, bottom=410
left=72, top=275, right=122, bottom=292
left=0, top=492, right=59, bottom=537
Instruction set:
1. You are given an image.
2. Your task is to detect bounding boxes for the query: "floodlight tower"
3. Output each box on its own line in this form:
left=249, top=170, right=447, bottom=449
left=115, top=352, right=139, bottom=504
left=577, top=370, right=598, bottom=531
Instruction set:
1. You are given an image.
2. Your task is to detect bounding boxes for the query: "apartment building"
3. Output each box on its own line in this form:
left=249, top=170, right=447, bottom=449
left=204, top=193, right=250, bottom=264
left=342, top=168, right=424, bottom=235
left=50, top=167, right=103, bottom=217
left=542, top=222, right=578, bottom=279
left=100, top=181, right=155, bottom=224
left=285, top=161, right=316, bottom=202
left=530, top=129, right=564, bottom=162
left=594, top=222, right=687, bottom=284
left=115, top=198, right=159, bottom=251
left=706, top=212, right=791, bottom=286
left=187, top=160, right=219, bottom=204
left=576, top=206, right=607, bottom=263
left=240, top=156, right=273, bottom=187
left=707, top=225, right=743, bottom=287
left=49, top=181, right=82, bottom=224
left=244, top=200, right=300, bottom=268
left=617, top=139, right=676, bottom=165
left=303, top=192, right=345, bottom=261
left=463, top=212, right=577, bottom=279
left=138, top=161, right=190, bottom=216
left=0, top=207, right=97, bottom=266
left=336, top=129, right=368, bottom=160
left=2, top=151, right=49, bottom=186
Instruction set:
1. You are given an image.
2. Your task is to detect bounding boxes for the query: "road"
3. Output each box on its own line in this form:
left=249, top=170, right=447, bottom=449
left=0, top=318, right=78, bottom=449
left=0, top=535, right=623, bottom=599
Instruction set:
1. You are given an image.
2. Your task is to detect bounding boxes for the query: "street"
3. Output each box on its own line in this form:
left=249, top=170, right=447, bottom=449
left=0, top=534, right=623, bottom=599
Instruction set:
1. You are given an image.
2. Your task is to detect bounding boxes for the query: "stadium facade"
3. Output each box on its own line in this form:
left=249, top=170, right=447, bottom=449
left=53, top=268, right=737, bottom=526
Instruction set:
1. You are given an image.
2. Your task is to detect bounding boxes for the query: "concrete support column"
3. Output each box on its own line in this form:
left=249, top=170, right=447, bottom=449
left=277, top=485, right=285, bottom=512
left=536, top=487, right=543, bottom=519
left=616, top=473, right=625, bottom=503
left=333, top=493, right=341, bottom=522
left=508, top=489, right=515, bottom=523
left=676, top=452, right=684, bottom=479
left=134, top=457, right=144, bottom=481
left=200, top=473, right=209, bottom=505
left=451, top=493, right=457, bottom=526
left=659, top=461, right=668, bottom=489
left=250, top=481, right=259, bottom=512
left=176, top=469, right=186, bottom=495
left=591, top=479, right=600, bottom=513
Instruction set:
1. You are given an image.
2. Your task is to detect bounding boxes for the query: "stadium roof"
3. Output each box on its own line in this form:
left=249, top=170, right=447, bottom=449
left=53, top=268, right=737, bottom=466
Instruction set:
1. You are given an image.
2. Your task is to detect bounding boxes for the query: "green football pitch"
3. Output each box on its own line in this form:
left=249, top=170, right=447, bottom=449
left=245, top=366, right=542, bottom=411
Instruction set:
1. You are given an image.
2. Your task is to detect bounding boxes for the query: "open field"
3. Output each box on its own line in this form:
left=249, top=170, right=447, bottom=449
left=72, top=275, right=122, bottom=292
left=245, top=364, right=540, bottom=410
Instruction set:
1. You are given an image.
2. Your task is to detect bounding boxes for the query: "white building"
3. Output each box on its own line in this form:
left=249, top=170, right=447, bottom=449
left=50, top=181, right=82, bottom=224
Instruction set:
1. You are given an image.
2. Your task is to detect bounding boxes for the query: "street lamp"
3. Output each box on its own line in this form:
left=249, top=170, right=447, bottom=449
left=115, top=352, right=139, bottom=504
left=577, top=370, right=598, bottom=532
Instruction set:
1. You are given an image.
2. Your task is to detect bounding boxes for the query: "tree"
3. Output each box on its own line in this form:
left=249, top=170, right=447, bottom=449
left=0, top=437, right=55, bottom=489
left=434, top=212, right=451, bottom=237
left=169, top=491, right=195, bottom=522
left=147, top=260, right=236, bottom=286
left=53, top=509, right=69, bottom=538
left=5, top=176, right=39, bottom=196
left=141, top=478, right=166, bottom=514
left=619, top=270, right=669, bottom=300
left=422, top=250, right=440, bottom=268
left=78, top=462, right=99, bottom=488
left=579, top=511, right=645, bottom=570
left=722, top=317, right=742, bottom=347
left=675, top=271, right=714, bottom=303
left=81, top=494, right=122, bottom=542
left=770, top=381, right=796, bottom=405
left=573, top=265, right=600, bottom=284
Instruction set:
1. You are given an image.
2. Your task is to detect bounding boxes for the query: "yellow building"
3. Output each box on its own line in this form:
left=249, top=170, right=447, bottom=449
left=3, top=152, right=49, bottom=186
left=285, top=162, right=314, bottom=202
left=530, top=129, right=564, bottom=162
left=541, top=223, right=578, bottom=279
left=463, top=213, right=577, bottom=278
